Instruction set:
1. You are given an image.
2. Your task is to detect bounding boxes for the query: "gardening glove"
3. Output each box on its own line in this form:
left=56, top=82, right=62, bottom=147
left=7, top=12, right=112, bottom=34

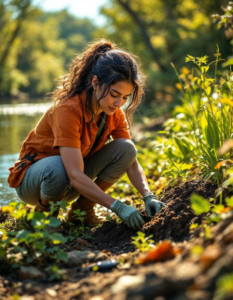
left=143, top=192, right=166, bottom=216
left=110, top=200, right=145, bottom=230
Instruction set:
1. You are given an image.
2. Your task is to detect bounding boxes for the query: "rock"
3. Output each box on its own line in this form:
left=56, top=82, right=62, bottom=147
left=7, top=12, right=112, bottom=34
left=20, top=296, right=35, bottom=300
left=93, top=251, right=108, bottom=262
left=67, top=250, right=108, bottom=266
left=111, top=275, right=146, bottom=293
left=19, top=266, right=45, bottom=279
left=46, top=288, right=57, bottom=297
left=200, top=244, right=222, bottom=270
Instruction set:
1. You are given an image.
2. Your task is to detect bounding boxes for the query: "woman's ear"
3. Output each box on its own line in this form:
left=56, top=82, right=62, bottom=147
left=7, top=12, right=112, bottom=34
left=92, top=75, right=99, bottom=91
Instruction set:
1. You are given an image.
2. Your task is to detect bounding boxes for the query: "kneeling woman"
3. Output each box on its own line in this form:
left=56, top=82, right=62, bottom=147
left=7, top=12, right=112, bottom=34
left=8, top=40, right=165, bottom=230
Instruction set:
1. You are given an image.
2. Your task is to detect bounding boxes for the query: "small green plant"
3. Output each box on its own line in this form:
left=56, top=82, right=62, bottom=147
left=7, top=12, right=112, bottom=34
left=214, top=272, right=233, bottom=300
left=46, top=265, right=67, bottom=281
left=131, top=232, right=155, bottom=252
left=190, top=194, right=210, bottom=215
left=0, top=202, right=68, bottom=269
left=162, top=162, right=193, bottom=185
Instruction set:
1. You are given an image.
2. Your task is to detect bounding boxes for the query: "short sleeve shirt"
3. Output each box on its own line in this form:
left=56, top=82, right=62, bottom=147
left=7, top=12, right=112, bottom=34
left=8, top=92, right=130, bottom=188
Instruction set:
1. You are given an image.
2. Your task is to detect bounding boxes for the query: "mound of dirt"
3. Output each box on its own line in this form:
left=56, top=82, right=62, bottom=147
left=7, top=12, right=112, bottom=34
left=90, top=180, right=216, bottom=253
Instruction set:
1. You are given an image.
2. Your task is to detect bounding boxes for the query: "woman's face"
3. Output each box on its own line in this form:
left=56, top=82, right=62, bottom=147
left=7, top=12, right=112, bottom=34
left=95, top=80, right=134, bottom=115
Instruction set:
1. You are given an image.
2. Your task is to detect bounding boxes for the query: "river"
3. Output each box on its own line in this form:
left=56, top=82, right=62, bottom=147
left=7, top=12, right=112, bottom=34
left=0, top=99, right=51, bottom=205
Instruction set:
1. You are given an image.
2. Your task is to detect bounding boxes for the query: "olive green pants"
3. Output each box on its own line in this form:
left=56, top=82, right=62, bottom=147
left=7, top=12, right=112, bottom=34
left=16, top=138, right=137, bottom=205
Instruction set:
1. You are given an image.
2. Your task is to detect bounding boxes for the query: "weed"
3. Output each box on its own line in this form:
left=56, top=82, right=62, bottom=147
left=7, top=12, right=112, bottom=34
left=131, top=232, right=155, bottom=252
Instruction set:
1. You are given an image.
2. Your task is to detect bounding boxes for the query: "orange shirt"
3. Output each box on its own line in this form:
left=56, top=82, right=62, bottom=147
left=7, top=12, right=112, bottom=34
left=8, top=92, right=130, bottom=188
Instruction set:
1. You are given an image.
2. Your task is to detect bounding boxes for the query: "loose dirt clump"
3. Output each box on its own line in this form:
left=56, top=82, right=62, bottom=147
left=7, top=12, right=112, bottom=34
left=90, top=179, right=216, bottom=252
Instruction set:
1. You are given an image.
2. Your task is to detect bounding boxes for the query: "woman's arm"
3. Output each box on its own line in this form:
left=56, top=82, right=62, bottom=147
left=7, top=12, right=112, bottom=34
left=127, top=158, right=166, bottom=215
left=126, top=158, right=150, bottom=196
left=60, top=147, right=115, bottom=209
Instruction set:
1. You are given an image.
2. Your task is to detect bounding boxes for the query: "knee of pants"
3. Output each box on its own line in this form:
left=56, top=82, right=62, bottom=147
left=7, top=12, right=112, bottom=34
left=114, top=138, right=137, bottom=163
left=41, top=163, right=70, bottom=200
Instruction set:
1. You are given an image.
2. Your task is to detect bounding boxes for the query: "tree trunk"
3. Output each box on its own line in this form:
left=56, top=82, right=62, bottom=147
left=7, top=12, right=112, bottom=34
left=0, top=0, right=31, bottom=70
left=117, top=0, right=167, bottom=72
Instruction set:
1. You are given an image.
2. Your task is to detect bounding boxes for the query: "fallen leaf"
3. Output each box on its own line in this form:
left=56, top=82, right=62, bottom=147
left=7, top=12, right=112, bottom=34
left=200, top=244, right=222, bottom=270
left=137, top=241, right=176, bottom=264
left=218, top=140, right=233, bottom=156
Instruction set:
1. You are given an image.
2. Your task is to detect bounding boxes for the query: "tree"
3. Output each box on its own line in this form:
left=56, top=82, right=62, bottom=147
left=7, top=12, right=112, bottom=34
left=99, top=0, right=230, bottom=100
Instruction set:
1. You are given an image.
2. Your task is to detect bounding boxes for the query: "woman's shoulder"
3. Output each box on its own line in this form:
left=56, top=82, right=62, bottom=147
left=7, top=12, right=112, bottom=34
left=52, top=94, right=83, bottom=115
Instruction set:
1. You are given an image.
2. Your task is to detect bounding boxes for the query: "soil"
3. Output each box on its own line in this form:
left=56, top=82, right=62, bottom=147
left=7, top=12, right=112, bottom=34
left=1, top=179, right=233, bottom=300
left=90, top=179, right=217, bottom=253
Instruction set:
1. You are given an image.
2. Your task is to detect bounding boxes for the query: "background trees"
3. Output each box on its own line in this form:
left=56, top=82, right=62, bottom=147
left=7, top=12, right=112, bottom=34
left=0, top=0, right=231, bottom=103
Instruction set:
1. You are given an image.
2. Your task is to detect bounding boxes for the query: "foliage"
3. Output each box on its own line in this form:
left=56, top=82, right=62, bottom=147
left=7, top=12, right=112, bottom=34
left=131, top=231, right=155, bottom=252
left=162, top=162, right=193, bottom=185
left=214, top=272, right=233, bottom=299
left=0, top=4, right=96, bottom=96
left=99, top=0, right=231, bottom=101
left=0, top=201, right=70, bottom=271
left=190, top=194, right=210, bottom=215
left=46, top=265, right=67, bottom=281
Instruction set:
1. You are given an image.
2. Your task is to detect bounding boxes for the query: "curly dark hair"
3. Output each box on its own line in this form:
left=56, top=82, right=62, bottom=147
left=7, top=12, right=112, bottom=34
left=49, top=39, right=146, bottom=127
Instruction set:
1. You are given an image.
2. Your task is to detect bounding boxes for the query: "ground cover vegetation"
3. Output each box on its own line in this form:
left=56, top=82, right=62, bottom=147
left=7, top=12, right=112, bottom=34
left=2, top=1, right=233, bottom=299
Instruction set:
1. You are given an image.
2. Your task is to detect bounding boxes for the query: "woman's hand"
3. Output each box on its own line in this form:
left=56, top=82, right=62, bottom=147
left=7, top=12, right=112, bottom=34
left=110, top=200, right=145, bottom=230
left=143, top=192, right=166, bottom=216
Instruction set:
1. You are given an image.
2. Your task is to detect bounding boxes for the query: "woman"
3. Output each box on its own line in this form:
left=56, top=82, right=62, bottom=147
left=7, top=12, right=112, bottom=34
left=8, top=39, right=165, bottom=231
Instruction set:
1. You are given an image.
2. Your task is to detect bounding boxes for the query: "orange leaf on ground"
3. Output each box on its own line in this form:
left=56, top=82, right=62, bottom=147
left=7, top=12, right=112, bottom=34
left=137, top=241, right=177, bottom=264
left=215, top=160, right=233, bottom=169
left=102, top=250, right=107, bottom=253
left=200, top=244, right=222, bottom=270
left=218, top=207, right=232, bottom=214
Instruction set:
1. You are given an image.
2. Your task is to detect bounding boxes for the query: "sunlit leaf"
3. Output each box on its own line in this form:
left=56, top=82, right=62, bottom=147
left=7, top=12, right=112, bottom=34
left=220, top=98, right=233, bottom=107
left=190, top=194, right=210, bottom=215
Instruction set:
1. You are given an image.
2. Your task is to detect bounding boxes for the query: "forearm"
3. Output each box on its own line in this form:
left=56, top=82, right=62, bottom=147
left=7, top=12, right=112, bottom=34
left=70, top=170, right=115, bottom=209
left=126, top=159, right=150, bottom=196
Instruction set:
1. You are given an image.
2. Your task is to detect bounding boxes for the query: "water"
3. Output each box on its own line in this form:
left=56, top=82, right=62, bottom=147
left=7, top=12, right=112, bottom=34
left=0, top=100, right=51, bottom=205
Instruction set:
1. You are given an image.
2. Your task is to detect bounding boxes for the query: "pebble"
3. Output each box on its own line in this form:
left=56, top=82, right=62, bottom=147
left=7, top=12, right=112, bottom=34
left=67, top=250, right=108, bottom=266
left=20, top=296, right=35, bottom=300
left=111, top=275, right=146, bottom=293
left=46, top=288, right=57, bottom=297
left=19, top=266, right=45, bottom=279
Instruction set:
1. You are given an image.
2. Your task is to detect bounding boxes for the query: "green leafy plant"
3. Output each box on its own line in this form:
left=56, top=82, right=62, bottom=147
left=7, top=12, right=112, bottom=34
left=46, top=265, right=67, bottom=281
left=162, top=162, right=193, bottom=185
left=131, top=232, right=155, bottom=252
left=190, top=194, right=210, bottom=215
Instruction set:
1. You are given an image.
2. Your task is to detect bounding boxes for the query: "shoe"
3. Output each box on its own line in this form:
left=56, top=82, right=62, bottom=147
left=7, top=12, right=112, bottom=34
left=67, top=198, right=106, bottom=227
left=34, top=198, right=64, bottom=233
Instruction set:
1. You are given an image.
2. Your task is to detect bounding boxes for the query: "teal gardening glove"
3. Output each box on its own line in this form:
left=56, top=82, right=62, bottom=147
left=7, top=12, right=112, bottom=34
left=143, top=192, right=166, bottom=216
left=110, top=200, right=145, bottom=230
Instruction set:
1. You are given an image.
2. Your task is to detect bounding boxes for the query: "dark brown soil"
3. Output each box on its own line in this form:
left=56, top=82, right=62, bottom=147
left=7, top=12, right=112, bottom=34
left=90, top=179, right=217, bottom=252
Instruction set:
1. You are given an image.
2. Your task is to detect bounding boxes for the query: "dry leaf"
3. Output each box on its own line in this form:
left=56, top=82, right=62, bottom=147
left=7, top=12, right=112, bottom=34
left=215, top=159, right=233, bottom=169
left=137, top=241, right=176, bottom=264
left=218, top=139, right=233, bottom=156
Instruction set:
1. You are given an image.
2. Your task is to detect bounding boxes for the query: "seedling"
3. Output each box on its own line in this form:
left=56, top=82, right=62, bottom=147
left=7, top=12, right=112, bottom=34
left=131, top=232, right=155, bottom=252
